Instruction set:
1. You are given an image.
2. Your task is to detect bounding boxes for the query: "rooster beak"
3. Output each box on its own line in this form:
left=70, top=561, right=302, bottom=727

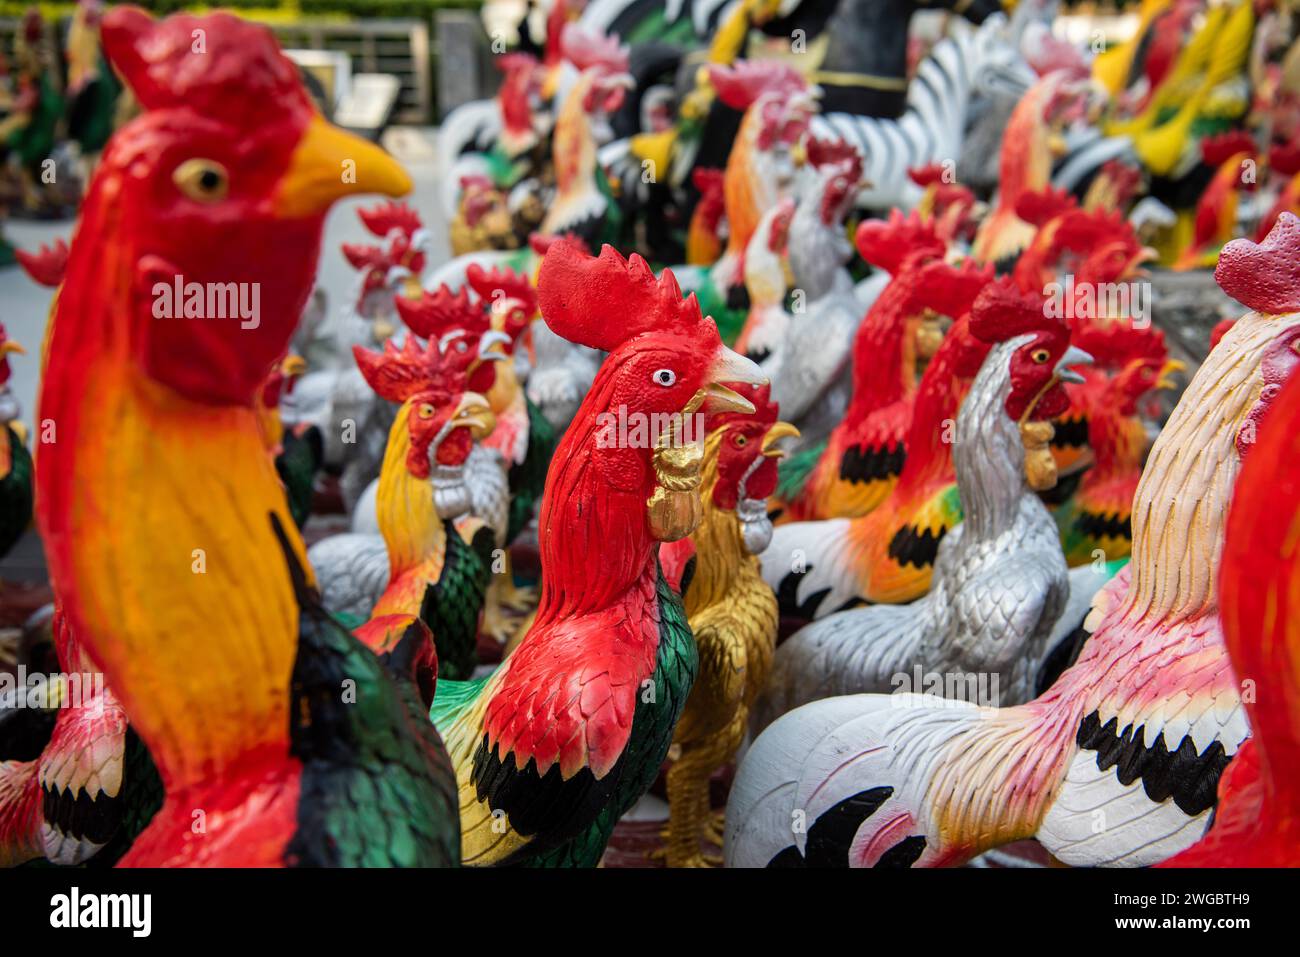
left=476, top=330, right=513, bottom=357
left=274, top=115, right=412, bottom=218
left=1156, top=358, right=1186, bottom=390
left=279, top=354, right=308, bottom=378
left=761, top=421, right=800, bottom=458
left=702, top=346, right=767, bottom=414
left=451, top=392, right=496, bottom=440
left=0, top=339, right=26, bottom=357
left=1054, top=346, right=1093, bottom=384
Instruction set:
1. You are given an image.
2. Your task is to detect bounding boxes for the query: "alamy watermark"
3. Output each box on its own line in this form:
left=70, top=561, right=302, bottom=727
left=1044, top=275, right=1151, bottom=329
left=595, top=405, right=706, bottom=449
left=889, top=666, right=1001, bottom=708
left=152, top=275, right=261, bottom=330
left=0, top=667, right=105, bottom=713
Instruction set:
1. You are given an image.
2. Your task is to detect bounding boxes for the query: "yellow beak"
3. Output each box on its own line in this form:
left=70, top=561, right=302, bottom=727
left=452, top=392, right=496, bottom=440
left=0, top=339, right=26, bottom=357
left=274, top=115, right=412, bottom=218
left=761, top=421, right=800, bottom=458
left=1156, top=359, right=1186, bottom=391
left=279, top=354, right=308, bottom=378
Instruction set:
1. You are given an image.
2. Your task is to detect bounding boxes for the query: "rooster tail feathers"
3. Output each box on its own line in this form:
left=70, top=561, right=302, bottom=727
left=726, top=695, right=1046, bottom=868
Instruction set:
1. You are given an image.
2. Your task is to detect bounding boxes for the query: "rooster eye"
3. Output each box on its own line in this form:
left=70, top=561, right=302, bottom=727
left=1031, top=349, right=1051, bottom=364
left=456, top=341, right=468, bottom=353
left=735, top=434, right=747, bottom=447
left=1291, top=338, right=1300, bottom=356
left=652, top=369, right=677, bottom=387
left=417, top=403, right=436, bottom=419
left=173, top=159, right=229, bottom=203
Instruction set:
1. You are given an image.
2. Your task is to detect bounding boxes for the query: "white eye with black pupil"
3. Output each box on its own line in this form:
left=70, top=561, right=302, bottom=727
left=456, top=341, right=468, bottom=352
left=652, top=369, right=676, bottom=387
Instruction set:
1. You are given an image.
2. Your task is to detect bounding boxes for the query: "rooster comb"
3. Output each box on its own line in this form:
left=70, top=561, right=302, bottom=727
left=560, top=23, right=628, bottom=75
left=102, top=7, right=310, bottom=124
left=1216, top=211, right=1300, bottom=315
left=970, top=277, right=1064, bottom=346
left=538, top=241, right=707, bottom=352
left=707, top=60, right=806, bottom=111
left=353, top=334, right=464, bottom=404
left=1071, top=320, right=1167, bottom=370
left=807, top=138, right=862, bottom=176
left=1201, top=130, right=1257, bottom=168
left=1270, top=141, right=1300, bottom=177
left=466, top=264, right=538, bottom=324
left=1014, top=187, right=1078, bottom=229
left=358, top=201, right=423, bottom=241
left=15, top=239, right=69, bottom=288
left=855, top=209, right=944, bottom=273
left=395, top=285, right=488, bottom=342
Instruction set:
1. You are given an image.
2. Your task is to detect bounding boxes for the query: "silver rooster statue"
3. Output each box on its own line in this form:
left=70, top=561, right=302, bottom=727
left=751, top=278, right=1090, bottom=733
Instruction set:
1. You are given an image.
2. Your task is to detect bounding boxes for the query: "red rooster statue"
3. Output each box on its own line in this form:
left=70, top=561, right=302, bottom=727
left=430, top=241, right=766, bottom=866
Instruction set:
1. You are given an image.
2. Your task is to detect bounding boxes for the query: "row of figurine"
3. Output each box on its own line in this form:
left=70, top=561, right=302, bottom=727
left=0, top=4, right=1294, bottom=868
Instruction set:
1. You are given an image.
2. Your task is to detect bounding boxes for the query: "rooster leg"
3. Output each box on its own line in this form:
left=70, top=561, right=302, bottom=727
left=479, top=576, right=526, bottom=647
left=495, top=552, right=539, bottom=613
left=665, top=714, right=744, bottom=867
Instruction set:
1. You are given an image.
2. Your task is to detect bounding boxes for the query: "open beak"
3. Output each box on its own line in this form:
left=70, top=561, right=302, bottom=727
left=1125, top=246, right=1160, bottom=279
left=451, top=392, right=496, bottom=440
left=761, top=421, right=800, bottom=459
left=1054, top=346, right=1093, bottom=385
left=1156, top=358, right=1186, bottom=390
left=468, top=332, right=512, bottom=374
left=701, top=346, right=768, bottom=414
left=0, top=339, right=26, bottom=358
left=274, top=114, right=412, bottom=218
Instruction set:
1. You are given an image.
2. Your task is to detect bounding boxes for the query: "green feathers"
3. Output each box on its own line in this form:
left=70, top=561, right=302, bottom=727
left=777, top=438, right=827, bottom=504
left=425, top=525, right=496, bottom=681
left=506, top=397, right=557, bottom=544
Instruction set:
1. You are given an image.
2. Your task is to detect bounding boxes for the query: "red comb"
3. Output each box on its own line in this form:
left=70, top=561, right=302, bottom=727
left=908, top=162, right=949, bottom=187
left=395, top=285, right=488, bottom=342
left=970, top=277, right=1061, bottom=345
left=854, top=210, right=944, bottom=273
left=1269, top=140, right=1300, bottom=177
left=707, top=60, right=805, bottom=111
left=352, top=336, right=463, bottom=405
left=1201, top=130, right=1256, bottom=167
left=358, top=201, right=422, bottom=240
left=560, top=23, right=628, bottom=75
left=15, top=239, right=69, bottom=287
left=466, top=264, right=538, bottom=320
left=537, top=242, right=706, bottom=352
left=692, top=168, right=725, bottom=194
left=908, top=258, right=996, bottom=320
left=101, top=8, right=310, bottom=126
left=807, top=138, right=861, bottom=174
left=1215, top=211, right=1300, bottom=314
left=529, top=232, right=590, bottom=257
left=341, top=241, right=388, bottom=272
left=1071, top=320, right=1168, bottom=369
left=1015, top=187, right=1079, bottom=228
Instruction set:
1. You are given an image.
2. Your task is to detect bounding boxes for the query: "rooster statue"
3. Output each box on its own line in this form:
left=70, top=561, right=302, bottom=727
left=308, top=332, right=499, bottom=681
left=430, top=241, right=766, bottom=866
left=725, top=213, right=1300, bottom=869
left=753, top=278, right=1090, bottom=732
left=655, top=384, right=797, bottom=867
left=34, top=7, right=459, bottom=866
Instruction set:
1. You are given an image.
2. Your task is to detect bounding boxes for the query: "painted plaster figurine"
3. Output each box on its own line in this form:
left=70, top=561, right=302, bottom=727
left=34, top=7, right=458, bottom=866
left=430, top=241, right=766, bottom=866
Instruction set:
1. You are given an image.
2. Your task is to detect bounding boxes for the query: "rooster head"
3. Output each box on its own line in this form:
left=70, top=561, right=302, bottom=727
left=466, top=263, right=539, bottom=347
left=971, top=278, right=1090, bottom=424
left=95, top=7, right=411, bottom=407
left=708, top=61, right=819, bottom=152
left=394, top=285, right=511, bottom=396
left=538, top=241, right=766, bottom=542
left=704, top=383, right=797, bottom=554
left=353, top=336, right=494, bottom=480
left=806, top=138, right=864, bottom=225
